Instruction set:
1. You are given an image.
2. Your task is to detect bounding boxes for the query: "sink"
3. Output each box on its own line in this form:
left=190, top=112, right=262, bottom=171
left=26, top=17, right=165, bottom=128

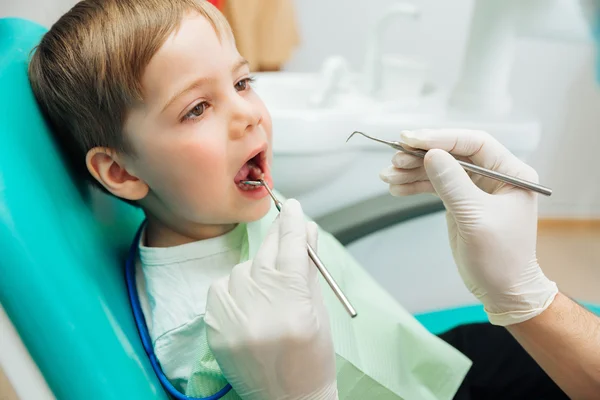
left=268, top=111, right=361, bottom=198
left=253, top=73, right=321, bottom=110
left=253, top=71, right=444, bottom=199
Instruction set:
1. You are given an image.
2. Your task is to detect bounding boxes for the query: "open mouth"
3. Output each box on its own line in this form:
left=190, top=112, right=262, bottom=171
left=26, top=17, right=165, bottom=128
left=234, top=149, right=268, bottom=191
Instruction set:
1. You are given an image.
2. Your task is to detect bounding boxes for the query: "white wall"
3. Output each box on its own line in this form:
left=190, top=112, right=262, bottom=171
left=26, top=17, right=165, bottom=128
left=286, top=0, right=474, bottom=91
left=287, top=0, right=600, bottom=218
left=0, top=0, right=75, bottom=27
left=511, top=38, right=600, bottom=218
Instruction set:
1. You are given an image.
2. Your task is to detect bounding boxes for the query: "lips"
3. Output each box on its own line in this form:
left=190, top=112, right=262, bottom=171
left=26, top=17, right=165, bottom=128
left=234, top=146, right=268, bottom=189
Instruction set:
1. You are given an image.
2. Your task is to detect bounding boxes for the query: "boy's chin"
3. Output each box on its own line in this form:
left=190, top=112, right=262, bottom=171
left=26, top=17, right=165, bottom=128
left=237, top=197, right=272, bottom=223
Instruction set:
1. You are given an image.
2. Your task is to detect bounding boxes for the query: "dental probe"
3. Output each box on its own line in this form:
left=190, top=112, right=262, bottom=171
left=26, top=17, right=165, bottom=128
left=347, top=131, right=553, bottom=196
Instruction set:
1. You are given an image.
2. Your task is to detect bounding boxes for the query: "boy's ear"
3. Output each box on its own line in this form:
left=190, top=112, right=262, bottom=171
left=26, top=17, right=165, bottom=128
left=86, top=147, right=149, bottom=201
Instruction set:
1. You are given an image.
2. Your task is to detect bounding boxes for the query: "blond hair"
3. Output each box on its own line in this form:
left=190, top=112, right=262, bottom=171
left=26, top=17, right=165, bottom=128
left=28, top=0, right=231, bottom=186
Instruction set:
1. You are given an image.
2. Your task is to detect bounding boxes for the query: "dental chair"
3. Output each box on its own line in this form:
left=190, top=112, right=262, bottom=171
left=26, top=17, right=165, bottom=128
left=0, top=17, right=164, bottom=399
left=1, top=18, right=598, bottom=399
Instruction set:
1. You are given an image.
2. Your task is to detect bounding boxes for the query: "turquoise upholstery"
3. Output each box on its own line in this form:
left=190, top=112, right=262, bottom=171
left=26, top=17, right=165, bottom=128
left=0, top=18, right=165, bottom=399
left=1, top=16, right=600, bottom=399
left=415, top=302, right=600, bottom=335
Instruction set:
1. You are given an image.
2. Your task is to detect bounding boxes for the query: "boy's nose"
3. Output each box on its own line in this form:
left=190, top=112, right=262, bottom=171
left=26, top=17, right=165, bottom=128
left=229, top=96, right=262, bottom=139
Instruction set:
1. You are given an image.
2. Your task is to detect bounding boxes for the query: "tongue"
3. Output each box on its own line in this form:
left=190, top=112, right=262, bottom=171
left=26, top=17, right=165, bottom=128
left=234, top=163, right=252, bottom=184
left=234, top=160, right=263, bottom=184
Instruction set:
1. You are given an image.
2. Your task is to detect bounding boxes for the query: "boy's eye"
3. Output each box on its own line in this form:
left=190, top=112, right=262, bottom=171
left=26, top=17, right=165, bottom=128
left=183, top=101, right=208, bottom=121
left=235, top=76, right=255, bottom=92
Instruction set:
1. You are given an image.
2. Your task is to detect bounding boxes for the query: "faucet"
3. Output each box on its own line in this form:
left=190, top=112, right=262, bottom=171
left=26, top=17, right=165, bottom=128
left=308, top=56, right=351, bottom=108
left=363, top=3, right=420, bottom=97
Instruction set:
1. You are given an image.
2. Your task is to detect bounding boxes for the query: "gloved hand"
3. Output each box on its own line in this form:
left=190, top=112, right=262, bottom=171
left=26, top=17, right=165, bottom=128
left=204, top=199, right=338, bottom=400
left=379, top=129, right=558, bottom=326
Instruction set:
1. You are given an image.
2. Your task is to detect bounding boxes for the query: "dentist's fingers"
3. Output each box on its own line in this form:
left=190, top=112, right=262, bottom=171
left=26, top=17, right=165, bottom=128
left=389, top=181, right=435, bottom=196
left=277, top=199, right=310, bottom=276
left=423, top=149, right=484, bottom=212
left=305, top=221, right=330, bottom=322
left=400, top=129, right=516, bottom=172
left=251, top=213, right=281, bottom=284
left=205, top=275, right=244, bottom=334
left=305, top=221, right=320, bottom=292
left=380, top=165, right=429, bottom=185
left=229, top=260, right=259, bottom=306
left=392, top=152, right=423, bottom=169
left=306, top=221, right=323, bottom=302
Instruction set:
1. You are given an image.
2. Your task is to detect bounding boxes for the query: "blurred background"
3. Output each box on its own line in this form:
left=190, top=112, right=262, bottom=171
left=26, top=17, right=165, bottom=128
left=2, top=0, right=599, bottom=218
left=1, top=1, right=599, bottom=398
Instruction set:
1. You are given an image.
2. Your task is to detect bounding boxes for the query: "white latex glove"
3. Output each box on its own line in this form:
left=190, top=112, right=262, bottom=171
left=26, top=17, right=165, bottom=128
left=204, top=199, right=338, bottom=400
left=379, top=129, right=558, bottom=326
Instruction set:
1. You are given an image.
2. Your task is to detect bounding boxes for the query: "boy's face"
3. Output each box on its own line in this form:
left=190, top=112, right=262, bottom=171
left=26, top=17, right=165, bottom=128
left=123, top=12, right=273, bottom=230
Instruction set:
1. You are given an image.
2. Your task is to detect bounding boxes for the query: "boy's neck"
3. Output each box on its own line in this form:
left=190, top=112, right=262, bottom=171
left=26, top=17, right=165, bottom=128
left=144, top=214, right=237, bottom=248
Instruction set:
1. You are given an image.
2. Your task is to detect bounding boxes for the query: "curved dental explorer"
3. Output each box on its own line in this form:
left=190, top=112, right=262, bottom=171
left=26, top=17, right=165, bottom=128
left=241, top=179, right=358, bottom=318
left=346, top=131, right=552, bottom=196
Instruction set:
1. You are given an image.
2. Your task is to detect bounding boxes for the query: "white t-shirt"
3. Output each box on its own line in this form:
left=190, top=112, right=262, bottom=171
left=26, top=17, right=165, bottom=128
left=135, top=223, right=247, bottom=393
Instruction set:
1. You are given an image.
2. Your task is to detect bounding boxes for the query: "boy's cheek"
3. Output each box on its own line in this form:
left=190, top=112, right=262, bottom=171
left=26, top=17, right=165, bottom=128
left=145, top=149, right=227, bottom=202
left=164, top=140, right=222, bottom=170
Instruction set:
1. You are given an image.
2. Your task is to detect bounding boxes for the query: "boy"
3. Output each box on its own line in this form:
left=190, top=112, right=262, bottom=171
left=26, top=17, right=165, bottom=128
left=28, top=1, right=470, bottom=398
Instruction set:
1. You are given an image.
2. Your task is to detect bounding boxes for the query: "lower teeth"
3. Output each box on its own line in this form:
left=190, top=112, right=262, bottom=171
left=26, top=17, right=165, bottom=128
left=238, top=181, right=262, bottom=191
left=238, top=172, right=265, bottom=191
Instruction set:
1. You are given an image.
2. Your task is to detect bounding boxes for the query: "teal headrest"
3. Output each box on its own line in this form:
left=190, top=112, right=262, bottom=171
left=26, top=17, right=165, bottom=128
left=0, top=17, right=164, bottom=399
